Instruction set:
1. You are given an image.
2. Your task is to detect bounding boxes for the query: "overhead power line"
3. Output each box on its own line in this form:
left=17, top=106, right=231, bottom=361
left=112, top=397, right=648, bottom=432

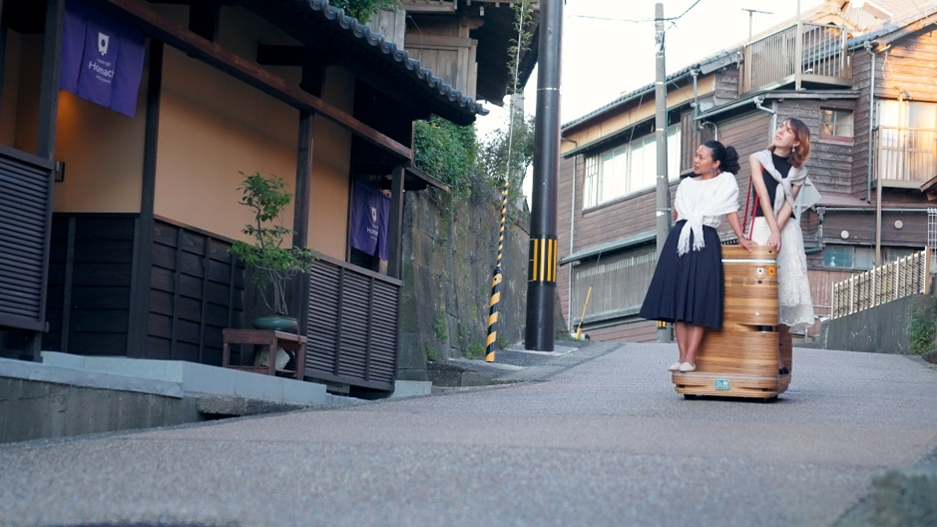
left=570, top=0, right=703, bottom=24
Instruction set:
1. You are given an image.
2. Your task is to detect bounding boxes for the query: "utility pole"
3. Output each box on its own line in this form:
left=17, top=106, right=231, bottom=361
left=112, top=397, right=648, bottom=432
left=654, top=3, right=673, bottom=344
left=525, top=0, right=562, bottom=351
left=741, top=8, right=773, bottom=39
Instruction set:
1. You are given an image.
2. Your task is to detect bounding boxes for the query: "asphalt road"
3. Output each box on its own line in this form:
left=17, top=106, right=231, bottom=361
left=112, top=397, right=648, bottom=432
left=2, top=342, right=936, bottom=527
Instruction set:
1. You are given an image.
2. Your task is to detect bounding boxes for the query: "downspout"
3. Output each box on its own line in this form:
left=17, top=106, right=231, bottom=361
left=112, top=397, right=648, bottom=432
left=753, top=96, right=777, bottom=139
left=865, top=40, right=879, bottom=204
left=692, top=67, right=719, bottom=140
left=562, top=137, right=578, bottom=333
left=691, top=68, right=700, bottom=120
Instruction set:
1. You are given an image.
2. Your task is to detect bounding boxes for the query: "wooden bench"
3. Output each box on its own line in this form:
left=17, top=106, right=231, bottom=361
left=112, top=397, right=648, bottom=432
left=221, top=329, right=307, bottom=380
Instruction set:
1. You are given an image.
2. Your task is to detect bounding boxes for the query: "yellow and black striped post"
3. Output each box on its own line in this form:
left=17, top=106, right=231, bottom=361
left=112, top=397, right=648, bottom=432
left=485, top=266, right=503, bottom=362
left=485, top=180, right=511, bottom=362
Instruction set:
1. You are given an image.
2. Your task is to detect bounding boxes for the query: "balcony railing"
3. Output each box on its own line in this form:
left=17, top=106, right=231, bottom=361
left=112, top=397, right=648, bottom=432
left=874, top=126, right=937, bottom=187
left=740, top=23, right=851, bottom=95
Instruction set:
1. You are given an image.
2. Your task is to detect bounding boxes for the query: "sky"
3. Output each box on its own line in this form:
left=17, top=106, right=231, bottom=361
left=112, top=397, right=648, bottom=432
left=476, top=0, right=827, bottom=196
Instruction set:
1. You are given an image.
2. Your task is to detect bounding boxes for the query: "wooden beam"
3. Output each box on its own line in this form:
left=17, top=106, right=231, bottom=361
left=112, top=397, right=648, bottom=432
left=128, top=40, right=163, bottom=358
left=37, top=0, right=64, bottom=159
left=0, top=0, right=7, bottom=109
left=88, top=0, right=412, bottom=161
left=188, top=0, right=221, bottom=41
left=387, top=165, right=406, bottom=279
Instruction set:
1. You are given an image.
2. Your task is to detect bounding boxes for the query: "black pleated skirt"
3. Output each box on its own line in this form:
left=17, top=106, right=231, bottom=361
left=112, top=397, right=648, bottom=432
left=639, top=220, right=724, bottom=329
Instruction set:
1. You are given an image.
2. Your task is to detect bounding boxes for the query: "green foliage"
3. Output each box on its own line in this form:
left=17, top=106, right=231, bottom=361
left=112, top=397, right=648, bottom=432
left=228, top=172, right=315, bottom=316
left=478, top=110, right=536, bottom=207
left=434, top=308, right=448, bottom=341
left=506, top=0, right=536, bottom=97
left=414, top=116, right=479, bottom=198
left=466, top=342, right=485, bottom=359
left=908, top=296, right=937, bottom=354
left=328, top=0, right=398, bottom=23
left=426, top=346, right=440, bottom=363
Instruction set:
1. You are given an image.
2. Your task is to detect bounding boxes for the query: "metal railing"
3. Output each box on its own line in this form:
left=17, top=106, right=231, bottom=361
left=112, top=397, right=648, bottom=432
left=874, top=126, right=937, bottom=184
left=571, top=249, right=657, bottom=325
left=740, top=23, right=850, bottom=95
left=831, top=248, right=932, bottom=319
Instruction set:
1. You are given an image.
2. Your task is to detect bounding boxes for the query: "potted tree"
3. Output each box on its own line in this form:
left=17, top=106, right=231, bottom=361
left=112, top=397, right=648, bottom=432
left=229, top=171, right=314, bottom=335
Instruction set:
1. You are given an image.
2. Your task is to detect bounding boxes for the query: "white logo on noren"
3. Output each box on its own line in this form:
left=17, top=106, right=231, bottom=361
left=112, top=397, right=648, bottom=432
left=370, top=206, right=377, bottom=224
left=98, top=32, right=110, bottom=56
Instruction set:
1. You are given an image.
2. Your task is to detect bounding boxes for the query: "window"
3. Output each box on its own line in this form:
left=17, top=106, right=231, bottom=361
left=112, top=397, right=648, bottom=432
left=582, top=124, right=681, bottom=208
left=877, top=100, right=937, bottom=182
left=819, top=108, right=854, bottom=140
left=823, top=245, right=874, bottom=269
left=878, top=100, right=937, bottom=128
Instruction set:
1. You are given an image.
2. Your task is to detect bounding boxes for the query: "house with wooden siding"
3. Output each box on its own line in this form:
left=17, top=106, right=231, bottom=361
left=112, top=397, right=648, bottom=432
left=558, top=0, right=937, bottom=343
left=0, top=0, right=535, bottom=393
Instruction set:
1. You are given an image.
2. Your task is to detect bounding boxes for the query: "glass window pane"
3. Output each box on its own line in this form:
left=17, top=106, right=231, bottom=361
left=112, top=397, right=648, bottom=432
left=878, top=100, right=900, bottom=127
left=853, top=247, right=875, bottom=269
left=668, top=125, right=681, bottom=181
left=908, top=102, right=937, bottom=129
left=824, top=245, right=852, bottom=268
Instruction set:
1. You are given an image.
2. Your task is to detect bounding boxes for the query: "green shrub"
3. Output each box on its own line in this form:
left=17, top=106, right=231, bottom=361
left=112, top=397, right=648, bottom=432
left=908, top=296, right=937, bottom=354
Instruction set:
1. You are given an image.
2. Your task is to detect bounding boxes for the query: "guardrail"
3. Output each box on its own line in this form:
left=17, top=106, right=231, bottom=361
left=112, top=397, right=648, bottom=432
left=740, top=22, right=850, bottom=95
left=874, top=126, right=937, bottom=184
left=831, top=248, right=932, bottom=319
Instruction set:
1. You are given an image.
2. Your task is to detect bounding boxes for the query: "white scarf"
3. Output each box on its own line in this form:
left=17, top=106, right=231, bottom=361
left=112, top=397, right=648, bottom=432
left=674, top=172, right=740, bottom=256
left=751, top=150, right=811, bottom=219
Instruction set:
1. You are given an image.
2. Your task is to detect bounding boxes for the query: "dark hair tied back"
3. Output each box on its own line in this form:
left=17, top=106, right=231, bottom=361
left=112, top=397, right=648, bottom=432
left=702, top=140, right=740, bottom=175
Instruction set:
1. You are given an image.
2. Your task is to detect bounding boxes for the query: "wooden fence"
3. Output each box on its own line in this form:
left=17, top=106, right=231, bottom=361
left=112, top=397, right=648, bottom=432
left=831, top=248, right=932, bottom=319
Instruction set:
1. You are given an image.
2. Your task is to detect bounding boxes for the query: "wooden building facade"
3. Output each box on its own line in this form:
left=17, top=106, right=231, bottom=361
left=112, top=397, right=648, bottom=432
left=558, top=0, right=937, bottom=343
left=0, top=0, right=525, bottom=392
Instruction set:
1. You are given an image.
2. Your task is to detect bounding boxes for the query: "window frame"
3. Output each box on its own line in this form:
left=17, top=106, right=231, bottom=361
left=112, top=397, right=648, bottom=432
left=819, top=107, right=855, bottom=144
left=582, top=124, right=681, bottom=210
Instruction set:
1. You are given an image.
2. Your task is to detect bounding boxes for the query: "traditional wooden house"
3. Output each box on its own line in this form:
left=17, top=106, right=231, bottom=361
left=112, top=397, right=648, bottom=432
left=559, top=0, right=937, bottom=343
left=0, top=0, right=535, bottom=393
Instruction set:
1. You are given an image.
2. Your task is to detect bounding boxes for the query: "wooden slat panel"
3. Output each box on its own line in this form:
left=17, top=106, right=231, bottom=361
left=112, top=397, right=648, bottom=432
left=143, top=219, right=243, bottom=365
left=304, top=257, right=398, bottom=390
left=0, top=150, right=53, bottom=325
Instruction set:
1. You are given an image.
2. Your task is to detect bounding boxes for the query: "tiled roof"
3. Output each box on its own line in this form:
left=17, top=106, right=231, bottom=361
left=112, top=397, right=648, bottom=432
left=561, top=50, right=740, bottom=132
left=302, top=0, right=488, bottom=119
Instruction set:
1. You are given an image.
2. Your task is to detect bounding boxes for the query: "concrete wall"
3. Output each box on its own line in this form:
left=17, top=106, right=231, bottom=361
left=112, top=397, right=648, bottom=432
left=820, top=294, right=936, bottom=354
left=0, top=377, right=199, bottom=444
left=396, top=186, right=546, bottom=381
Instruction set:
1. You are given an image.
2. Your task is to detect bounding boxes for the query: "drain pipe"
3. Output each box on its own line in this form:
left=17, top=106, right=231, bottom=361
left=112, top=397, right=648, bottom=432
left=562, top=137, right=578, bottom=333
left=692, top=67, right=720, bottom=140
left=691, top=68, right=700, bottom=120
left=865, top=40, right=880, bottom=204
left=753, top=96, right=777, bottom=145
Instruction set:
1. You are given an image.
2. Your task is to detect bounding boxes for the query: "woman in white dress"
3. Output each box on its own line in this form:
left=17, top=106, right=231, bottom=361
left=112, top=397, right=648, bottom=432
left=748, top=118, right=815, bottom=375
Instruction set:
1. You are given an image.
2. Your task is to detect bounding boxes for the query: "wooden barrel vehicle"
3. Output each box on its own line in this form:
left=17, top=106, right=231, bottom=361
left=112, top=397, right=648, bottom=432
left=672, top=245, right=792, bottom=400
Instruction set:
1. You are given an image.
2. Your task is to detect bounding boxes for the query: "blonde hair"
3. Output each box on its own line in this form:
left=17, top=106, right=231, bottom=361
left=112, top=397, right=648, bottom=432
left=768, top=118, right=811, bottom=168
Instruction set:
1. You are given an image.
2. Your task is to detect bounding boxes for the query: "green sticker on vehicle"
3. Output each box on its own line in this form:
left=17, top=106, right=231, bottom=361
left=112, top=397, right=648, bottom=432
left=714, top=379, right=730, bottom=390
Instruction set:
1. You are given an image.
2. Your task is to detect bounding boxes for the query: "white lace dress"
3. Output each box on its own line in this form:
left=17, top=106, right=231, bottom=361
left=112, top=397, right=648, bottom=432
left=750, top=217, right=815, bottom=330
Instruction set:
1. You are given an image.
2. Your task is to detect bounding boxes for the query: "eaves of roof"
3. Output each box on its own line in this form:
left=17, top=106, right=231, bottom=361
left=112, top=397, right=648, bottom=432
left=561, top=50, right=740, bottom=133
left=299, top=0, right=489, bottom=121
left=560, top=231, right=656, bottom=266
left=695, top=89, right=861, bottom=121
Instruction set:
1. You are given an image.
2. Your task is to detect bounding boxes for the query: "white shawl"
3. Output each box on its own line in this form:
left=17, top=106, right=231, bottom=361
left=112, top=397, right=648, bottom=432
left=674, top=172, right=740, bottom=256
left=751, top=150, right=813, bottom=219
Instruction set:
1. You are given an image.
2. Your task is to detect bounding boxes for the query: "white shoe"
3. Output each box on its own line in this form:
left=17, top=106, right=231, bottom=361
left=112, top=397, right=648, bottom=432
left=679, top=362, right=696, bottom=372
left=668, top=361, right=682, bottom=371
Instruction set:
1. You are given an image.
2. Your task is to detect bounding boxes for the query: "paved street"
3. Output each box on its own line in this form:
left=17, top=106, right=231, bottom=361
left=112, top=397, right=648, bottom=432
left=2, top=342, right=936, bottom=527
